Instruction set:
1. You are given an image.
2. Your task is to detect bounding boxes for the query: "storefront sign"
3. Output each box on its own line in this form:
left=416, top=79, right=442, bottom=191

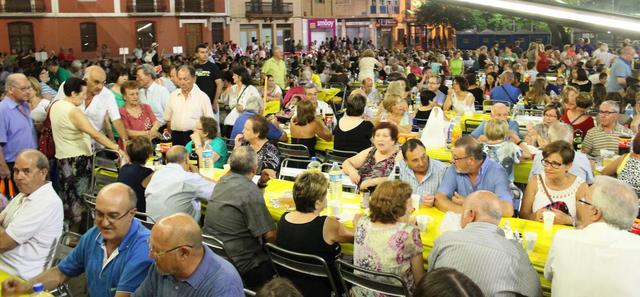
left=307, top=19, right=337, bottom=46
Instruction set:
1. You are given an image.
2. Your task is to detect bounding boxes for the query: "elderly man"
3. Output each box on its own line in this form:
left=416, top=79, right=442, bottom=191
left=0, top=150, right=63, bottom=279
left=229, top=95, right=287, bottom=144
left=606, top=46, right=635, bottom=94
left=429, top=191, right=541, bottom=297
left=470, top=103, right=520, bottom=142
left=435, top=136, right=514, bottom=217
left=545, top=176, right=640, bottom=296
left=203, top=146, right=276, bottom=290
left=164, top=65, right=214, bottom=146
left=137, top=64, right=170, bottom=129
left=529, top=122, right=594, bottom=184
left=298, top=82, right=332, bottom=117
left=194, top=44, right=223, bottom=121
left=582, top=100, right=632, bottom=158
left=426, top=75, right=446, bottom=106
left=0, top=74, right=37, bottom=182
left=261, top=47, right=287, bottom=90
left=145, top=146, right=215, bottom=222
left=134, top=213, right=243, bottom=297
left=2, top=183, right=152, bottom=297
left=393, top=139, right=446, bottom=207
left=490, top=71, right=520, bottom=104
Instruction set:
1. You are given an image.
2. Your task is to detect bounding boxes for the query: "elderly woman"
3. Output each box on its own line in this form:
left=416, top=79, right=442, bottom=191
left=27, top=76, right=49, bottom=125
left=443, top=76, right=475, bottom=115
left=224, top=66, right=261, bottom=131
left=483, top=119, right=532, bottom=182
left=358, top=49, right=383, bottom=83
left=334, top=94, right=374, bottom=153
left=525, top=103, right=563, bottom=147
left=352, top=181, right=424, bottom=296
left=234, top=114, right=280, bottom=178
left=602, top=131, right=640, bottom=197
left=118, top=80, right=160, bottom=140
left=50, top=77, right=124, bottom=230
left=560, top=87, right=594, bottom=136
left=521, top=141, right=588, bottom=226
left=117, top=136, right=154, bottom=212
left=343, top=122, right=401, bottom=191
left=375, top=94, right=412, bottom=133
left=276, top=171, right=354, bottom=297
left=187, top=116, right=228, bottom=169
left=290, top=99, right=332, bottom=157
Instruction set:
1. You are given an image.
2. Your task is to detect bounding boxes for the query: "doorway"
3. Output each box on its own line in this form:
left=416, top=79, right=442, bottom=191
left=185, top=23, right=203, bottom=56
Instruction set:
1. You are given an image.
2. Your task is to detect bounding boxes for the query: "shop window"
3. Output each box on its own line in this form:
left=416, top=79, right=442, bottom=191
left=8, top=22, right=34, bottom=53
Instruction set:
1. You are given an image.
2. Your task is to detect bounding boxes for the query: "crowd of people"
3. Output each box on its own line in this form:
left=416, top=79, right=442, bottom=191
left=0, top=35, right=639, bottom=296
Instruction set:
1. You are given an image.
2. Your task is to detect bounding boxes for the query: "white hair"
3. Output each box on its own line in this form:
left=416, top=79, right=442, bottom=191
left=548, top=122, right=574, bottom=143
left=591, top=176, right=639, bottom=230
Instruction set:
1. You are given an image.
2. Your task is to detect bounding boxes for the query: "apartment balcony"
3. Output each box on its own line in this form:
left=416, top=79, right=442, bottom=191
left=245, top=2, right=293, bottom=21
left=176, top=0, right=215, bottom=13
left=1, top=0, right=46, bottom=13
left=126, top=0, right=168, bottom=14
left=369, top=5, right=400, bottom=15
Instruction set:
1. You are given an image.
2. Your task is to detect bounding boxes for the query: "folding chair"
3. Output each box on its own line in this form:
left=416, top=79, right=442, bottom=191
left=48, top=231, right=82, bottom=297
left=265, top=243, right=342, bottom=297
left=202, top=233, right=230, bottom=260
left=325, top=149, right=357, bottom=164
left=335, top=258, right=410, bottom=297
left=277, top=142, right=311, bottom=160
left=90, top=149, right=120, bottom=195
left=463, top=119, right=483, bottom=134
left=279, top=158, right=312, bottom=181
left=222, top=137, right=235, bottom=153
left=82, top=193, right=97, bottom=229
left=244, top=288, right=256, bottom=296
left=511, top=183, right=524, bottom=218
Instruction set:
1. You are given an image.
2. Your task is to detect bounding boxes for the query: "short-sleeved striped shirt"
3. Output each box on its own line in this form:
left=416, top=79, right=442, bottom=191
left=582, top=124, right=632, bottom=157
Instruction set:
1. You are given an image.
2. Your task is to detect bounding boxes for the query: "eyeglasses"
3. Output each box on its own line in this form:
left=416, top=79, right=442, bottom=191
left=92, top=208, right=133, bottom=223
left=598, top=110, right=617, bottom=116
left=149, top=244, right=193, bottom=257
left=452, top=155, right=470, bottom=162
left=544, top=113, right=557, bottom=118
left=542, top=159, right=563, bottom=169
left=578, top=199, right=594, bottom=207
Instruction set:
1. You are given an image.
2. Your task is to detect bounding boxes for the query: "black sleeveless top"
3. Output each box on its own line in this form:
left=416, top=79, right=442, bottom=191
left=276, top=214, right=341, bottom=297
left=291, top=137, right=317, bottom=157
left=333, top=120, right=374, bottom=153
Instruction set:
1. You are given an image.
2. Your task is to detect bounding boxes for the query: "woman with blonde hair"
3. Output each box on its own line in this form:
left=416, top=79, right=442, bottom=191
left=483, top=119, right=532, bottom=182
left=27, top=76, right=50, bottom=125
left=375, top=93, right=412, bottom=133
left=359, top=49, right=383, bottom=83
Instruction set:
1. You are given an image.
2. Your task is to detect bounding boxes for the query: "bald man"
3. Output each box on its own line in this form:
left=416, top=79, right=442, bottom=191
left=261, top=47, right=287, bottom=89
left=145, top=146, right=215, bottom=222
left=53, top=66, right=129, bottom=143
left=0, top=73, right=37, bottom=181
left=470, top=103, right=521, bottom=143
left=0, top=150, right=63, bottom=279
left=428, top=191, right=541, bottom=297
left=134, top=213, right=243, bottom=297
left=2, top=183, right=153, bottom=297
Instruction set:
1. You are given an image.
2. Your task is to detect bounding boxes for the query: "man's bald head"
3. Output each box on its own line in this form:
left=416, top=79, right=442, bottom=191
left=154, top=213, right=203, bottom=248
left=166, top=145, right=188, bottom=164
left=491, top=103, right=510, bottom=121
left=84, top=65, right=106, bottom=80
left=97, top=182, right=137, bottom=209
left=461, top=191, right=503, bottom=227
left=5, top=73, right=30, bottom=102
left=84, top=65, right=107, bottom=94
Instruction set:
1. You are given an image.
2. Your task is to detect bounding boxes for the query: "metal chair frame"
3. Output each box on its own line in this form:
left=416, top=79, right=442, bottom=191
left=277, top=142, right=311, bottom=160
left=335, top=258, right=410, bottom=297
left=325, top=149, right=358, bottom=164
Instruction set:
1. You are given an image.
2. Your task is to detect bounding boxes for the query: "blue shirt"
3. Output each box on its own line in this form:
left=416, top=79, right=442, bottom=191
left=434, top=90, right=446, bottom=106
left=607, top=57, right=632, bottom=93
left=58, top=220, right=153, bottom=297
left=470, top=119, right=520, bottom=139
left=0, top=97, right=36, bottom=163
left=230, top=111, right=283, bottom=144
left=133, top=246, right=243, bottom=297
left=490, top=84, right=520, bottom=104
left=437, top=157, right=513, bottom=203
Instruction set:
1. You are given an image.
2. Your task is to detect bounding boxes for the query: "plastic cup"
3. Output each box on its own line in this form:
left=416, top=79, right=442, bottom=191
left=411, top=194, right=421, bottom=211
left=543, top=211, right=556, bottom=231
left=416, top=215, right=429, bottom=232
left=524, top=232, right=538, bottom=252
left=329, top=200, right=342, bottom=216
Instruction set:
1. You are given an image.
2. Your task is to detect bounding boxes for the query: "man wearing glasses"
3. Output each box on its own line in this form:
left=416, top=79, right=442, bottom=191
left=435, top=135, right=514, bottom=217
left=0, top=74, right=37, bottom=189
left=134, top=213, right=243, bottom=297
left=2, top=183, right=153, bottom=297
left=544, top=176, right=640, bottom=296
left=582, top=100, right=632, bottom=158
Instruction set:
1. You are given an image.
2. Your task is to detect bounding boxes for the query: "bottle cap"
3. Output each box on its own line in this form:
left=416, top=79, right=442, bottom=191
left=33, top=283, right=45, bottom=292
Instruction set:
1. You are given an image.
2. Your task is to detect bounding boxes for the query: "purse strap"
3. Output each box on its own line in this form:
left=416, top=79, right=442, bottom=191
left=537, top=174, right=556, bottom=205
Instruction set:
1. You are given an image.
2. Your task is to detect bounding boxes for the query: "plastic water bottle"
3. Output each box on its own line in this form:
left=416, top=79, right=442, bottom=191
left=160, top=129, right=172, bottom=151
left=30, top=283, right=54, bottom=297
left=202, top=143, right=214, bottom=169
left=625, top=104, right=634, bottom=118
left=447, top=123, right=455, bottom=144
left=307, top=157, right=322, bottom=172
left=328, top=162, right=343, bottom=201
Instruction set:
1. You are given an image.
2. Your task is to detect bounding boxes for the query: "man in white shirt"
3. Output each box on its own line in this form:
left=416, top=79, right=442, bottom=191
left=136, top=64, right=170, bottom=129
left=145, top=146, right=215, bottom=222
left=0, top=149, right=63, bottom=279
left=164, top=65, right=214, bottom=146
left=545, top=176, right=640, bottom=297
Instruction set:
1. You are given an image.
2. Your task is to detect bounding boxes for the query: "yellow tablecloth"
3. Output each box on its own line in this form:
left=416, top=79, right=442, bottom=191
left=426, top=146, right=533, bottom=184
left=284, top=132, right=335, bottom=152
left=202, top=169, right=568, bottom=295
left=0, top=269, right=30, bottom=297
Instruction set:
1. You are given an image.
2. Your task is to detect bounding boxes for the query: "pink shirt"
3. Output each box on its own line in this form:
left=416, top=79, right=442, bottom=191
left=119, top=104, right=157, bottom=131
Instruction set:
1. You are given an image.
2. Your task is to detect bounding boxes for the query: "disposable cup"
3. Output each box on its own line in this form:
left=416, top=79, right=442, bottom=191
left=543, top=211, right=555, bottom=231
left=411, top=194, right=421, bottom=211
left=524, top=232, right=538, bottom=252
left=329, top=200, right=342, bottom=216
left=416, top=215, right=430, bottom=232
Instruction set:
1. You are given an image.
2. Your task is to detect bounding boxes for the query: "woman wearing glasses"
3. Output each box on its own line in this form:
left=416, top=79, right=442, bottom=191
left=525, top=103, right=563, bottom=147
left=520, top=141, right=588, bottom=226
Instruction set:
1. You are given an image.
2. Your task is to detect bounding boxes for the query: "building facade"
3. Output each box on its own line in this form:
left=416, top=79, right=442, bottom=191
left=0, top=0, right=229, bottom=59
left=333, top=0, right=402, bottom=49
